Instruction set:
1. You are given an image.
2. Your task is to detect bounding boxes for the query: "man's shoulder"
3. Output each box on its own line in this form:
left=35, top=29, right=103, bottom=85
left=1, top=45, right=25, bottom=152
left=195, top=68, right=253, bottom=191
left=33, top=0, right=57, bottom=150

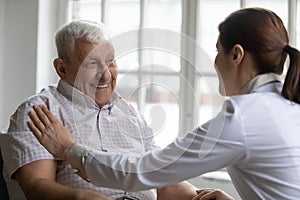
left=12, top=85, right=61, bottom=116
left=25, top=84, right=60, bottom=103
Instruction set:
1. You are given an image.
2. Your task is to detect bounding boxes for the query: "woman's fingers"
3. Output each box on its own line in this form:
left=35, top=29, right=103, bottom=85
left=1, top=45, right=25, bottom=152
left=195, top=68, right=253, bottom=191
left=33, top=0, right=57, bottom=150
left=193, top=189, right=234, bottom=200
left=27, top=104, right=76, bottom=160
left=29, top=105, right=58, bottom=133
left=41, top=105, right=59, bottom=123
left=33, top=105, right=52, bottom=126
left=27, top=120, right=42, bottom=139
left=28, top=108, right=46, bottom=133
left=192, top=190, right=211, bottom=200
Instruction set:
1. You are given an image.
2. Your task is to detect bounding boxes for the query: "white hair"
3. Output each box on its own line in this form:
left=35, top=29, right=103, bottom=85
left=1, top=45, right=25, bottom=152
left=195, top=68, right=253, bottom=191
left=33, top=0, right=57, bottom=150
left=55, top=20, right=111, bottom=62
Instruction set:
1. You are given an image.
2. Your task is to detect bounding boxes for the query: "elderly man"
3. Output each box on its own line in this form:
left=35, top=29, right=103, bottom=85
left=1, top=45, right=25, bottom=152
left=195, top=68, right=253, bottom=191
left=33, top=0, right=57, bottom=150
left=0, top=20, right=196, bottom=199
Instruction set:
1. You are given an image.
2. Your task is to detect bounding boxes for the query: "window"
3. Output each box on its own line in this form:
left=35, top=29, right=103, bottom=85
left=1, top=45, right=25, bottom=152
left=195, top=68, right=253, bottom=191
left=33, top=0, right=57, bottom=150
left=68, top=0, right=299, bottom=148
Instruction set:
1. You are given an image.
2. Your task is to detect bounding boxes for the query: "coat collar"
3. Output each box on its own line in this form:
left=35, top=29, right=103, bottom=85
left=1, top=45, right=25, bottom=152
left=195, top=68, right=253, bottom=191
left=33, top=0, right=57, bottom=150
left=240, top=73, right=282, bottom=94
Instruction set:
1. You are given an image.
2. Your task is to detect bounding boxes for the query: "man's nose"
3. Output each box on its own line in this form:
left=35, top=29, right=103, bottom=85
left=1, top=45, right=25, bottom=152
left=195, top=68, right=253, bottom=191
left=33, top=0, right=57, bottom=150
left=97, top=67, right=111, bottom=81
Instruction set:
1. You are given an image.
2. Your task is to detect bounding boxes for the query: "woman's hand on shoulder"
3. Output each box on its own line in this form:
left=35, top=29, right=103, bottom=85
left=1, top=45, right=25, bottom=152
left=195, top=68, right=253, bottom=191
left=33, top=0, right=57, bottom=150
left=192, top=189, right=234, bottom=200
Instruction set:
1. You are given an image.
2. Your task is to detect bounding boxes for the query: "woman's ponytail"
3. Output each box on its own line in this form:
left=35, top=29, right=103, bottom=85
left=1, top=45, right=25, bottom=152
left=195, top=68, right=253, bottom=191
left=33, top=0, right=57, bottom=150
left=282, top=45, right=300, bottom=104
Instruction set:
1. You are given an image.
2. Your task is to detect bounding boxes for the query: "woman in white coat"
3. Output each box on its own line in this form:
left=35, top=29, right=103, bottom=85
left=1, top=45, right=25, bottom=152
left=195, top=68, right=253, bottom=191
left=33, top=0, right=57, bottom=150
left=28, top=7, right=300, bottom=200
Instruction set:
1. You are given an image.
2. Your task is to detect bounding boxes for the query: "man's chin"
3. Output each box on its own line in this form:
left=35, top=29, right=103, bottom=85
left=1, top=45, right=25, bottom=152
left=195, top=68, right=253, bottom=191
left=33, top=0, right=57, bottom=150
left=95, top=92, right=112, bottom=106
left=95, top=99, right=110, bottom=107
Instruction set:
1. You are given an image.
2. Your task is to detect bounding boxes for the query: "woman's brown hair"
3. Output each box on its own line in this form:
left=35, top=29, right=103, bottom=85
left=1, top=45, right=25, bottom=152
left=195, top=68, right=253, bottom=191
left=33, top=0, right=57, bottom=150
left=218, top=7, right=300, bottom=103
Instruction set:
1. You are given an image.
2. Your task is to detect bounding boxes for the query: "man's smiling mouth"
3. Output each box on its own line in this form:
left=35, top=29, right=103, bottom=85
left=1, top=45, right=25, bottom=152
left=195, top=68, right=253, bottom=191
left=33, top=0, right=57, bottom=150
left=96, top=84, right=108, bottom=88
left=95, top=81, right=111, bottom=89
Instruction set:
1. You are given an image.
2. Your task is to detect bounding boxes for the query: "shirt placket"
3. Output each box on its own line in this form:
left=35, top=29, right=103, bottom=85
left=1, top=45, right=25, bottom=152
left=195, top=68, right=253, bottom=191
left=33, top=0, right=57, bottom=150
left=96, top=109, right=108, bottom=152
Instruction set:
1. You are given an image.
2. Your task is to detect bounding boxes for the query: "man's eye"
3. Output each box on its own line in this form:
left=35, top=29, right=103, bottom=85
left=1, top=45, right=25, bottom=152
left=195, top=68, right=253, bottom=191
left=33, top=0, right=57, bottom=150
left=84, top=62, right=98, bottom=69
left=106, top=59, right=115, bottom=66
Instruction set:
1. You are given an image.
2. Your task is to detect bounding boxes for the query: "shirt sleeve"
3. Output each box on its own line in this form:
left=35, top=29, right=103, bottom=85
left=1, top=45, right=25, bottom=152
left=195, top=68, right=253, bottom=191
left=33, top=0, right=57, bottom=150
left=0, top=96, right=57, bottom=179
left=68, top=98, right=247, bottom=191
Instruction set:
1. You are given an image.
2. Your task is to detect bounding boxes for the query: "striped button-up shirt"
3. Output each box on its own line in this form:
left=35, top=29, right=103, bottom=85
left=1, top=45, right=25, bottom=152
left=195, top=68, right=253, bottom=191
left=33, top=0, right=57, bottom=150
left=1, top=80, right=158, bottom=200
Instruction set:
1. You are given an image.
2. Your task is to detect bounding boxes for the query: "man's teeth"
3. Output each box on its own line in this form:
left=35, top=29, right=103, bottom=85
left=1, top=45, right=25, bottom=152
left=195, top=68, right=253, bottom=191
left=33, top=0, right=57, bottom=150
left=96, top=84, right=108, bottom=88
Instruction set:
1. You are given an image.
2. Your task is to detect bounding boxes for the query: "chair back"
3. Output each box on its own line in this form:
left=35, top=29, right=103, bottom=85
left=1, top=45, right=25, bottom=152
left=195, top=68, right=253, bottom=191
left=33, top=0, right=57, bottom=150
left=0, top=135, right=9, bottom=200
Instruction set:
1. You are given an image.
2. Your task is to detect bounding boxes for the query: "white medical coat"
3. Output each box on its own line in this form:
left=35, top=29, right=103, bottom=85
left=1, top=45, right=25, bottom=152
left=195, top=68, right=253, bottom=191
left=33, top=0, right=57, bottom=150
left=69, top=74, right=300, bottom=200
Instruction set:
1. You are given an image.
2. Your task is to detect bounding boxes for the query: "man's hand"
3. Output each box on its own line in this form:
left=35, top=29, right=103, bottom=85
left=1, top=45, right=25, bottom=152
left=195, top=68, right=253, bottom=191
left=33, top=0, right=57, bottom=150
left=157, top=181, right=197, bottom=200
left=192, top=189, right=234, bottom=200
left=27, top=105, right=75, bottom=160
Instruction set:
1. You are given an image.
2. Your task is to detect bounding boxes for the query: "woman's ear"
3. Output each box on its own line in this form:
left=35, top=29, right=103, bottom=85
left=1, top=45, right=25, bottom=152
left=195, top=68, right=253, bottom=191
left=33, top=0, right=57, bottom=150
left=53, top=58, right=66, bottom=79
left=231, top=44, right=244, bottom=66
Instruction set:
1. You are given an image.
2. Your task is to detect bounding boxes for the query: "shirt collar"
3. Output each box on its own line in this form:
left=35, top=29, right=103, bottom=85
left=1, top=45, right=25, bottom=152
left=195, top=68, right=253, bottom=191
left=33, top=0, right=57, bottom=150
left=57, top=80, right=121, bottom=112
left=240, top=73, right=282, bottom=94
left=102, top=92, right=122, bottom=110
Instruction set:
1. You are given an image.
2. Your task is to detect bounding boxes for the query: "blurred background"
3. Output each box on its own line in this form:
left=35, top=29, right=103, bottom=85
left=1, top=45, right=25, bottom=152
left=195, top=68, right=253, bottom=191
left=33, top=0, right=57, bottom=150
left=0, top=1, right=299, bottom=199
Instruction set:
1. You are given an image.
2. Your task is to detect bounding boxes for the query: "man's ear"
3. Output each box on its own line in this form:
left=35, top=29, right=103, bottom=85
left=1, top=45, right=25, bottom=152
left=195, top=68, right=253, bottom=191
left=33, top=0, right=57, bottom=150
left=53, top=58, right=66, bottom=79
left=231, top=44, right=244, bottom=66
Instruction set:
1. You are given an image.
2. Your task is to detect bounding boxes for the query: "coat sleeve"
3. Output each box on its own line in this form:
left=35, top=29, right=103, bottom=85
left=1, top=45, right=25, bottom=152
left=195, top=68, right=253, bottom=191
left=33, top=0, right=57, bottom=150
left=71, top=98, right=247, bottom=191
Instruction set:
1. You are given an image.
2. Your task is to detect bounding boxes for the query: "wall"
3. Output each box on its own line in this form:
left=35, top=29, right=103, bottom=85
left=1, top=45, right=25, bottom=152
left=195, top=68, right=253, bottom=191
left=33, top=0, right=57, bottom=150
left=0, top=0, right=5, bottom=131
left=0, top=0, right=67, bottom=130
left=36, top=0, right=68, bottom=92
left=0, top=0, right=39, bottom=130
